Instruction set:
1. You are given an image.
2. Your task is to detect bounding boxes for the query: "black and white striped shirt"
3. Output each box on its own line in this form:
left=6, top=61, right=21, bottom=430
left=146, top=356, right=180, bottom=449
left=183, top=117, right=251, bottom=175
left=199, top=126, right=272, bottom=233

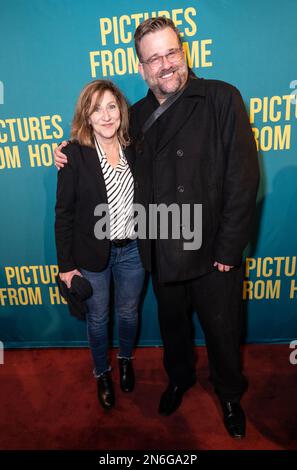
left=95, top=138, right=135, bottom=240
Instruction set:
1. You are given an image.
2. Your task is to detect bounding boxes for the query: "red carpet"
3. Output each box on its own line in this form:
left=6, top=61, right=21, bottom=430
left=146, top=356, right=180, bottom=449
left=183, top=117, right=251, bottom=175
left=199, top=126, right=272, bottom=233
left=0, top=345, right=296, bottom=450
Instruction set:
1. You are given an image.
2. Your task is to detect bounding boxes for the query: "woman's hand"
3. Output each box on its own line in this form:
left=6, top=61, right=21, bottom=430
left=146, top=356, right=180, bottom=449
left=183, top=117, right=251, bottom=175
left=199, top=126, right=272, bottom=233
left=59, top=269, right=82, bottom=288
left=54, top=140, right=69, bottom=169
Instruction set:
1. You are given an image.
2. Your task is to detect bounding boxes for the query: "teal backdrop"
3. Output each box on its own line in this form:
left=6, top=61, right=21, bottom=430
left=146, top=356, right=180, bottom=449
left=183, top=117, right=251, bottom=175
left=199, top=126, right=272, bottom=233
left=0, top=0, right=297, bottom=348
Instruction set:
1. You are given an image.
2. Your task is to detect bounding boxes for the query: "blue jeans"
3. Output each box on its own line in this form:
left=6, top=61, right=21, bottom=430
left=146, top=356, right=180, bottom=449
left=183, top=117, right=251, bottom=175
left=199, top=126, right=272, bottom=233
left=80, top=240, right=145, bottom=377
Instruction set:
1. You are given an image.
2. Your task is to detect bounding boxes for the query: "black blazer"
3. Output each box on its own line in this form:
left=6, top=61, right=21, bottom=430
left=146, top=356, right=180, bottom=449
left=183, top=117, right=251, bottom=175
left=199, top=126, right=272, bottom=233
left=55, top=141, right=134, bottom=272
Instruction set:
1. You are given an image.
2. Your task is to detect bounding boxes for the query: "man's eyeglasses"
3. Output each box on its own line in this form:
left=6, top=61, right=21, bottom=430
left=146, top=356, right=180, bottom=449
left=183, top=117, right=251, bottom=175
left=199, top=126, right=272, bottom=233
left=141, top=48, right=183, bottom=69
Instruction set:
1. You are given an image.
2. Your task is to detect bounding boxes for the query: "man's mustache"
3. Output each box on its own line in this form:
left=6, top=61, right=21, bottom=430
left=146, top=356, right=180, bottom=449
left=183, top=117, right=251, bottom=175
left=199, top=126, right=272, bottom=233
left=158, top=67, right=178, bottom=78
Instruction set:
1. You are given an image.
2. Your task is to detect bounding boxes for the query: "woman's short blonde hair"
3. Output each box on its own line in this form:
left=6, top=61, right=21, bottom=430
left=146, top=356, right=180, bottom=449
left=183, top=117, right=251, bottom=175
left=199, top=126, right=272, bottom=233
left=71, top=80, right=130, bottom=148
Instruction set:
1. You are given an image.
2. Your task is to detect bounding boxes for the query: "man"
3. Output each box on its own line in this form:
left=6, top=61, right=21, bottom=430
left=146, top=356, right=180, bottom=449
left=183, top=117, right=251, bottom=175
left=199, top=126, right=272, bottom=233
left=54, top=17, right=259, bottom=439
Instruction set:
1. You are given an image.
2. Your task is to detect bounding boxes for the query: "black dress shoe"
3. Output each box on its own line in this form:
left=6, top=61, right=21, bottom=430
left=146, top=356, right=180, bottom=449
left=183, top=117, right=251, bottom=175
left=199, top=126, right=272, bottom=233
left=220, top=401, right=246, bottom=439
left=119, top=358, right=135, bottom=392
left=158, top=377, right=196, bottom=416
left=97, top=371, right=115, bottom=409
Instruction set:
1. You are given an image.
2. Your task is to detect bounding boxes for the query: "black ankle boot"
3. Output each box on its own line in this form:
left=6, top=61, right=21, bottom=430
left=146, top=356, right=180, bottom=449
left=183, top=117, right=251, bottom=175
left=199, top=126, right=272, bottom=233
left=158, top=376, right=196, bottom=416
left=220, top=400, right=246, bottom=439
left=119, top=358, right=135, bottom=392
left=97, top=371, right=115, bottom=409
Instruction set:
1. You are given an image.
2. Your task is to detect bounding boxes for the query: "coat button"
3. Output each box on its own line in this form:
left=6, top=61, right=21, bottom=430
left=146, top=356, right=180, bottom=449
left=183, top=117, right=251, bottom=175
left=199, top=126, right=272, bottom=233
left=177, top=185, right=184, bottom=193
left=134, top=182, right=139, bottom=189
left=176, top=149, right=184, bottom=157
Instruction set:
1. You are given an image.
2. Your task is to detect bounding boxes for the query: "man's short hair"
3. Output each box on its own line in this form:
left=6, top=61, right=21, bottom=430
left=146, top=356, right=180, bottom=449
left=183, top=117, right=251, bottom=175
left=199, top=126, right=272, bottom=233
left=134, top=17, right=182, bottom=61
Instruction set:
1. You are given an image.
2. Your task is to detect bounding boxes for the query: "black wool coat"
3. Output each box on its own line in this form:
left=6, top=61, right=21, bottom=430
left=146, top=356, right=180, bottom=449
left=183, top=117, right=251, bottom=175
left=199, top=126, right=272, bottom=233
left=129, top=75, right=260, bottom=283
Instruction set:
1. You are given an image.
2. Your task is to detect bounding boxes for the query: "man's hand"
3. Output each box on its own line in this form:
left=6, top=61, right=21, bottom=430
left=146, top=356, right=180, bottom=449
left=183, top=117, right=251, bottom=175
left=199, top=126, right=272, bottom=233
left=54, top=140, right=69, bottom=169
left=59, top=269, right=82, bottom=288
left=213, top=261, right=234, bottom=272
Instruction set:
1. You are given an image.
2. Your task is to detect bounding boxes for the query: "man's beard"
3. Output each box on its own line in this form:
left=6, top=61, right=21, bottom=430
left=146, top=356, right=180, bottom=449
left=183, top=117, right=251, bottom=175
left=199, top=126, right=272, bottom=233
left=149, top=64, right=188, bottom=100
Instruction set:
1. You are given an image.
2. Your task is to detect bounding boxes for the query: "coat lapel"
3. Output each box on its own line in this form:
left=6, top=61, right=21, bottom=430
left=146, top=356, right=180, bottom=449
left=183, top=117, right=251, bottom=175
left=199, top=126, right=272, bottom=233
left=156, top=97, right=199, bottom=153
left=81, top=145, right=108, bottom=201
left=123, top=145, right=136, bottom=174
left=156, top=77, right=206, bottom=153
left=136, top=89, right=159, bottom=154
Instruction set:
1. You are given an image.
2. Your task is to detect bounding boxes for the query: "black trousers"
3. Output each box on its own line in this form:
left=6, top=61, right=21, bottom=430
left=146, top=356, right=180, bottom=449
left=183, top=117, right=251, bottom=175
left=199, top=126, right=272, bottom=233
left=152, top=266, right=247, bottom=402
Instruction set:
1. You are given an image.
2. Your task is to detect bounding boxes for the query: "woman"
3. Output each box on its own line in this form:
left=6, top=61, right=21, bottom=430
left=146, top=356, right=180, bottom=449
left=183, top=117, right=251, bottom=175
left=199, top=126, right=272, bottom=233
left=55, top=80, right=145, bottom=410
